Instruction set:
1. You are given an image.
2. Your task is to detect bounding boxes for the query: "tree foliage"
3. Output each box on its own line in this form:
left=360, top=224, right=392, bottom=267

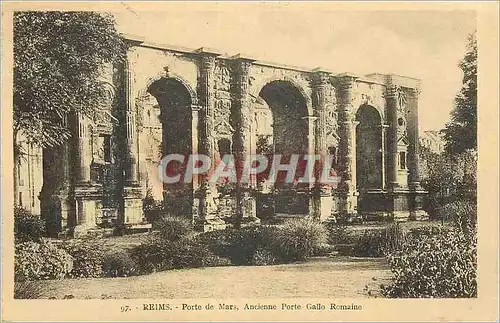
left=13, top=11, right=126, bottom=147
left=420, top=149, right=477, bottom=217
left=442, top=31, right=477, bottom=155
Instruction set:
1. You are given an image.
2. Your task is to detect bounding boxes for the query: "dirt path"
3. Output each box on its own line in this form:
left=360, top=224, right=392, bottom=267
left=34, top=256, right=391, bottom=299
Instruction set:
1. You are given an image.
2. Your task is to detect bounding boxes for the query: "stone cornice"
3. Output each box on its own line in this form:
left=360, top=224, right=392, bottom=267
left=121, top=34, right=421, bottom=83
left=194, top=47, right=223, bottom=57
left=229, top=54, right=256, bottom=63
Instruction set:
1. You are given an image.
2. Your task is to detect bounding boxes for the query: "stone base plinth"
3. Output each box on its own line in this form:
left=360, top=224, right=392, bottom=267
left=354, top=187, right=429, bottom=222
left=123, top=222, right=153, bottom=234
left=392, top=210, right=411, bottom=222
left=73, top=184, right=102, bottom=237
left=123, top=186, right=144, bottom=225
left=194, top=218, right=228, bottom=232
left=409, top=210, right=430, bottom=221
left=312, top=191, right=334, bottom=222
left=41, top=189, right=74, bottom=236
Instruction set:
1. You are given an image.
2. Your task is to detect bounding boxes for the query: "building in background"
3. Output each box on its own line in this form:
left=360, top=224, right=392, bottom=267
left=420, top=130, right=445, bottom=154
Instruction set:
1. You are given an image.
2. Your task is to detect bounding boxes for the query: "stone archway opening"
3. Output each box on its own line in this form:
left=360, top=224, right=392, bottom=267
left=148, top=77, right=194, bottom=216
left=355, top=104, right=382, bottom=193
left=254, top=80, right=310, bottom=215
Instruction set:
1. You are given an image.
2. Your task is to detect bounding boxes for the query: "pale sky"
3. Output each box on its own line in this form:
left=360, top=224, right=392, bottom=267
left=113, top=4, right=476, bottom=132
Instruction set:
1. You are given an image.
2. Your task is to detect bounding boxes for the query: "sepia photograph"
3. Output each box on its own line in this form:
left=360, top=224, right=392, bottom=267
left=1, top=1, right=498, bottom=322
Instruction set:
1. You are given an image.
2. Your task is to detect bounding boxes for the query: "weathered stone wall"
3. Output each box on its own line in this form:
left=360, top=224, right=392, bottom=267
left=31, top=39, right=427, bottom=236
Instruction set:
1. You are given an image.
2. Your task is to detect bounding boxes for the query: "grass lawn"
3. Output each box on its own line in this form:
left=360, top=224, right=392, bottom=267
left=31, top=256, right=391, bottom=299
left=26, top=220, right=445, bottom=299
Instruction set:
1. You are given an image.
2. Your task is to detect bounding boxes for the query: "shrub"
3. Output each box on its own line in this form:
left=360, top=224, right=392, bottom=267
left=63, top=240, right=105, bottom=278
left=194, top=228, right=236, bottom=256
left=227, top=226, right=276, bottom=265
left=130, top=233, right=175, bottom=274
left=14, top=206, right=46, bottom=242
left=352, top=223, right=405, bottom=257
left=102, top=250, right=138, bottom=277
left=201, top=254, right=232, bottom=267
left=143, top=190, right=163, bottom=223
left=15, top=241, right=73, bottom=281
left=352, top=230, right=385, bottom=257
left=382, top=226, right=477, bottom=298
left=251, top=248, right=277, bottom=266
left=130, top=233, right=231, bottom=273
left=197, top=221, right=328, bottom=265
left=154, top=215, right=194, bottom=242
left=324, top=221, right=353, bottom=245
left=14, top=281, right=45, bottom=299
left=437, top=200, right=477, bottom=237
left=171, top=240, right=212, bottom=269
left=270, top=219, right=328, bottom=262
left=312, top=243, right=336, bottom=257
left=196, top=226, right=275, bottom=265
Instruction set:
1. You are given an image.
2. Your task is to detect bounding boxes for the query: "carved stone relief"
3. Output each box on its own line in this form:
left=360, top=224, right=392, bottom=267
left=214, top=99, right=233, bottom=139
left=215, top=63, right=231, bottom=93
left=325, top=104, right=339, bottom=146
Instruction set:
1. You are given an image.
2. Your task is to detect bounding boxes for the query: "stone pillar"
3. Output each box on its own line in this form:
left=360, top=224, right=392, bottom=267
left=195, top=51, right=225, bottom=230
left=40, top=141, right=74, bottom=237
left=73, top=112, right=102, bottom=236
left=121, top=51, right=143, bottom=227
left=311, top=69, right=334, bottom=221
left=407, top=88, right=427, bottom=220
left=189, top=105, right=201, bottom=222
left=385, top=82, right=400, bottom=190
left=336, top=75, right=358, bottom=217
left=351, top=120, right=360, bottom=192
left=191, top=106, right=201, bottom=186
left=124, top=56, right=139, bottom=187
left=302, top=115, right=320, bottom=219
left=312, top=69, right=331, bottom=158
left=75, top=114, right=91, bottom=184
left=231, top=56, right=259, bottom=225
left=407, top=88, right=422, bottom=190
left=380, top=124, right=389, bottom=190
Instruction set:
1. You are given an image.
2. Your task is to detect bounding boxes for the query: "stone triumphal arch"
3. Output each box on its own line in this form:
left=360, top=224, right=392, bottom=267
left=39, top=35, right=427, bottom=235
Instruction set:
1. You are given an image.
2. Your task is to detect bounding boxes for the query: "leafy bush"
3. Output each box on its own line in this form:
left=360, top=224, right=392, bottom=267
left=143, top=189, right=163, bottom=223
left=194, top=228, right=236, bottom=256
left=382, top=226, right=477, bottom=298
left=102, top=250, right=138, bottom=277
left=271, top=219, right=328, bottom=262
left=14, top=206, right=46, bottom=242
left=195, top=226, right=275, bottom=265
left=197, top=220, right=328, bottom=265
left=201, top=254, right=232, bottom=267
left=352, top=230, right=385, bottom=257
left=352, top=223, right=405, bottom=257
left=62, top=240, right=105, bottom=278
left=324, top=221, right=353, bottom=245
left=14, top=281, right=45, bottom=299
left=154, top=215, right=194, bottom=242
left=15, top=241, right=73, bottom=281
left=437, top=200, right=477, bottom=237
left=130, top=233, right=230, bottom=274
left=251, top=248, right=277, bottom=266
left=228, top=226, right=276, bottom=265
left=130, top=234, right=175, bottom=274
left=311, top=243, right=336, bottom=257
left=170, top=240, right=212, bottom=269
